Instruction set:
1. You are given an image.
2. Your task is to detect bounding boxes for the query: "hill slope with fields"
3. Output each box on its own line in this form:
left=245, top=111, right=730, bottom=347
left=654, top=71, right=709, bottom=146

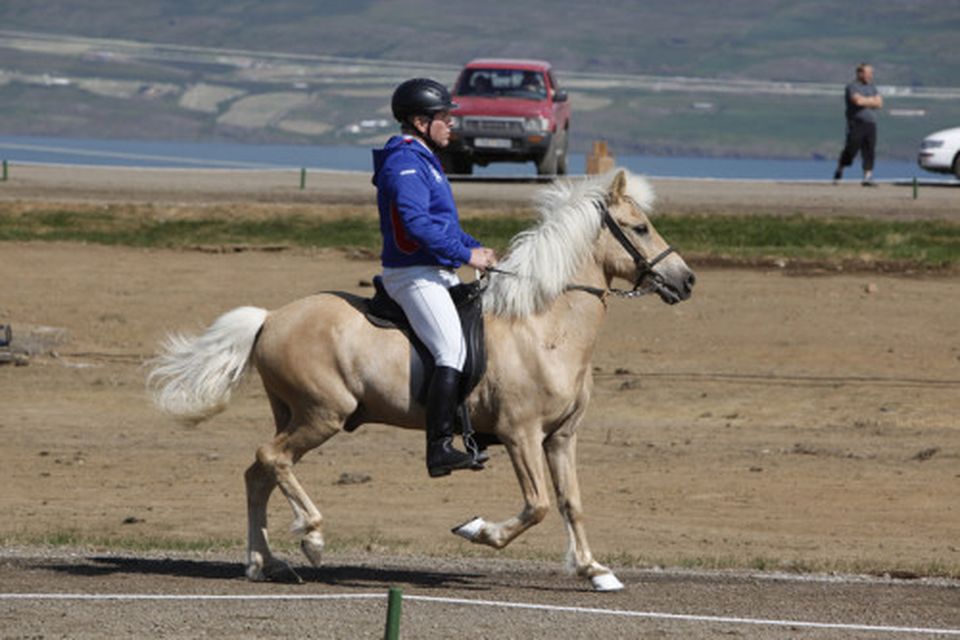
left=1, top=1, right=958, bottom=159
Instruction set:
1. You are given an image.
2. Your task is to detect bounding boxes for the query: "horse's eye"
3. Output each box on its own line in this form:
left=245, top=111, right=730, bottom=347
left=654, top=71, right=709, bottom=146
left=632, top=224, right=649, bottom=235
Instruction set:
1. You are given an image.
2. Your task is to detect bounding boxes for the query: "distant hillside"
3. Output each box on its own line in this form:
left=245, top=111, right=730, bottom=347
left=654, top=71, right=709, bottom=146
left=1, top=0, right=957, bottom=86
left=1, top=2, right=958, bottom=160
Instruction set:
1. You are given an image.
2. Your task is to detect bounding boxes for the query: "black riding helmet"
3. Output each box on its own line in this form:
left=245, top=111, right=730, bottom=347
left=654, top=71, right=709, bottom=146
left=391, top=78, right=458, bottom=122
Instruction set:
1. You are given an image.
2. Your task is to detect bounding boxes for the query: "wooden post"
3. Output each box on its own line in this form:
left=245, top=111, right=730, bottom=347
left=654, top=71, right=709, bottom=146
left=912, top=176, right=918, bottom=200
left=300, top=167, right=306, bottom=190
left=586, top=141, right=614, bottom=175
left=383, top=587, right=402, bottom=640
left=2, top=159, right=7, bottom=181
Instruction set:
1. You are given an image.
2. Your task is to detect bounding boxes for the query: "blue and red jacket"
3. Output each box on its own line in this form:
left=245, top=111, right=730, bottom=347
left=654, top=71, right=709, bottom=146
left=372, top=135, right=480, bottom=268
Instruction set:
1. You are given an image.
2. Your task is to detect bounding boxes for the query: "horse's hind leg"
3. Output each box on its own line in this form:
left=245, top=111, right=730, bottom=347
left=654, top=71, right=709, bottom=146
left=245, top=457, right=289, bottom=581
left=245, top=392, right=342, bottom=582
left=245, top=392, right=296, bottom=581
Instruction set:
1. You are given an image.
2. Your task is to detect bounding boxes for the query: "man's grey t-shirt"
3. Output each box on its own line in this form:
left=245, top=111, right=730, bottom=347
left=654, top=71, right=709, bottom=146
left=845, top=81, right=878, bottom=123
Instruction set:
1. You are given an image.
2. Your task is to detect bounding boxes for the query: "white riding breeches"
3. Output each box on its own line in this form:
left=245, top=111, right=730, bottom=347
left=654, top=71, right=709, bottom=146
left=381, top=265, right=466, bottom=371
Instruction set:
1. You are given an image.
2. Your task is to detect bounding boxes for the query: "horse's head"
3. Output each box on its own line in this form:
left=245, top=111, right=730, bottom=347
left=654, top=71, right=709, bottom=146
left=598, top=170, right=696, bottom=304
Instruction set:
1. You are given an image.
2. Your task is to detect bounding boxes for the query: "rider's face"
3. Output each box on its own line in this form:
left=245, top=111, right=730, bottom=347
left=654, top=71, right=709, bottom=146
left=415, top=111, right=452, bottom=148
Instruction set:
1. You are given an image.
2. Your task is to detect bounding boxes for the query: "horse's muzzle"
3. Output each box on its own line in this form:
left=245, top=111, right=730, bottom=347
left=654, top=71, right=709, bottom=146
left=652, top=269, right=696, bottom=305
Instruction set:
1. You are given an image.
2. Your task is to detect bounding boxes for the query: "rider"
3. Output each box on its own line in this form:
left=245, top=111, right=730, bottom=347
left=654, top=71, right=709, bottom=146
left=372, top=78, right=498, bottom=478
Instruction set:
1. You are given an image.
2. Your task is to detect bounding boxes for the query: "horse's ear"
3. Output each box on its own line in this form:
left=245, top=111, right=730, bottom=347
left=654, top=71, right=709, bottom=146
left=609, top=169, right=628, bottom=202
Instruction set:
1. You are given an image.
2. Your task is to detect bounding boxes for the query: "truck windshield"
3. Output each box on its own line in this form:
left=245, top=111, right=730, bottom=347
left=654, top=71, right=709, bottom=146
left=456, top=69, right=548, bottom=100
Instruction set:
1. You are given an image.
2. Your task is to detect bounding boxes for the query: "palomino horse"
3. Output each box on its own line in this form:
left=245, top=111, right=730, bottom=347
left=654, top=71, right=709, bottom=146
left=148, top=169, right=695, bottom=591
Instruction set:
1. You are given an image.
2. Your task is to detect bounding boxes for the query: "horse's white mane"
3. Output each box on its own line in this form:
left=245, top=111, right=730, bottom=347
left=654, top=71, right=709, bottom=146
left=481, top=169, right=655, bottom=318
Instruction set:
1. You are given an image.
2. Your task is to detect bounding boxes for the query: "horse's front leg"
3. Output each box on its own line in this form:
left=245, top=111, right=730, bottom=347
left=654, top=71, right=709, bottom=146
left=544, top=427, right=624, bottom=591
left=453, top=423, right=551, bottom=549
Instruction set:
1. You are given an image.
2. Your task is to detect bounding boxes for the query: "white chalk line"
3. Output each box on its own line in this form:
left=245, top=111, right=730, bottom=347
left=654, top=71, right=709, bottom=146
left=2, top=592, right=958, bottom=636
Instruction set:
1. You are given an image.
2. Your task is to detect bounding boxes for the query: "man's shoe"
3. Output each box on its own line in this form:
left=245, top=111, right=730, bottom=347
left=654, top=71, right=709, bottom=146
left=861, top=179, right=877, bottom=187
left=832, top=169, right=842, bottom=183
left=425, top=366, right=485, bottom=478
left=427, top=440, right=481, bottom=477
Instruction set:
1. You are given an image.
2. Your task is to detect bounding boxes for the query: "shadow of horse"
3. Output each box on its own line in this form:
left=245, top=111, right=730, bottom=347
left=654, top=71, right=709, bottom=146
left=36, top=555, right=490, bottom=590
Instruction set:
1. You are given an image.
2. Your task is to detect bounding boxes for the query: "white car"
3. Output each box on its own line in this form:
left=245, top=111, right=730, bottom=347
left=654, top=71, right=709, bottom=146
left=918, top=127, right=960, bottom=178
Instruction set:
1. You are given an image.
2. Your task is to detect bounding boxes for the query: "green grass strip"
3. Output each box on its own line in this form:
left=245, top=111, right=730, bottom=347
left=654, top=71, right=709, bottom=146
left=2, top=209, right=959, bottom=267
left=655, top=214, right=960, bottom=266
left=0, top=211, right=382, bottom=248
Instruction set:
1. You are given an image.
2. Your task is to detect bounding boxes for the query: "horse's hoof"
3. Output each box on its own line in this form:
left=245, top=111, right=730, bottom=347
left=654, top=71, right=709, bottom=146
left=245, top=552, right=269, bottom=581
left=301, top=531, right=325, bottom=568
left=246, top=564, right=266, bottom=581
left=248, top=558, right=304, bottom=584
left=452, top=516, right=485, bottom=541
left=591, top=572, right=624, bottom=592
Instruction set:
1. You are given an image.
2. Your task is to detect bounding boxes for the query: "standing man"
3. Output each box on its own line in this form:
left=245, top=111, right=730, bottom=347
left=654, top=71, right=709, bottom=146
left=372, top=78, right=497, bottom=478
left=834, top=63, right=883, bottom=186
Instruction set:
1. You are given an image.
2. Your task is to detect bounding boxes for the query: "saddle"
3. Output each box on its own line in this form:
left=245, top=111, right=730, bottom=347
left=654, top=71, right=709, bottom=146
left=364, top=276, right=498, bottom=451
left=366, top=275, right=487, bottom=403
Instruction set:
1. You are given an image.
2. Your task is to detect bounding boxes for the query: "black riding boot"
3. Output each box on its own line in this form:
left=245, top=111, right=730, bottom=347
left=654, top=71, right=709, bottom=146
left=426, top=366, right=479, bottom=478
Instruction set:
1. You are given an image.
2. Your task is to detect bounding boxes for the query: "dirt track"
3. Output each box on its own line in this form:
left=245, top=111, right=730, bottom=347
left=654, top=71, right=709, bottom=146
left=2, top=549, right=958, bottom=639
left=0, top=167, right=958, bottom=637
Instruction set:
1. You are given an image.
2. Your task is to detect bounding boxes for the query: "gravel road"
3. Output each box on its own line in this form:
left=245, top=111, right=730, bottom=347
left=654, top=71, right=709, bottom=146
left=2, top=549, right=958, bottom=639
left=1, top=164, right=957, bottom=220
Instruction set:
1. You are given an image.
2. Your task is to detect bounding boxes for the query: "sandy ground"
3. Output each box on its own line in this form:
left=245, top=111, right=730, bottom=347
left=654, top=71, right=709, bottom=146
left=0, top=166, right=958, bottom=637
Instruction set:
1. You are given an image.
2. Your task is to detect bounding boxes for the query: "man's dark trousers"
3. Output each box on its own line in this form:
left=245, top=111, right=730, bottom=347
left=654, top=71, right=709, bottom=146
left=838, top=120, right=876, bottom=171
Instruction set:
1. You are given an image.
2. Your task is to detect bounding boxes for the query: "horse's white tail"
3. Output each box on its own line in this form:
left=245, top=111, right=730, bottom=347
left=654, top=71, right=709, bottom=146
left=147, top=306, right=268, bottom=424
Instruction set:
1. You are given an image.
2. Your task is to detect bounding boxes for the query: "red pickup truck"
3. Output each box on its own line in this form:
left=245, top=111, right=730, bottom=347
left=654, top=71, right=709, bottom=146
left=442, top=59, right=571, bottom=176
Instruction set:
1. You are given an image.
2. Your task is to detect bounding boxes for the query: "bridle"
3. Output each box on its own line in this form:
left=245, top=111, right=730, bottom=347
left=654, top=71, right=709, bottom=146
left=593, top=199, right=676, bottom=299
left=485, top=198, right=677, bottom=302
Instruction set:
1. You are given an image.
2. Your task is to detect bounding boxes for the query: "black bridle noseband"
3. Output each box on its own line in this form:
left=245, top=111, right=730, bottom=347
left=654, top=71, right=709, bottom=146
left=596, top=200, right=675, bottom=297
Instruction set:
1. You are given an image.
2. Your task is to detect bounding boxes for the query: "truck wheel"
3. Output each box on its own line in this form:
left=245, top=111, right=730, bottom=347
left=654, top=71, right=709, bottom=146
left=441, top=152, right=473, bottom=176
left=953, top=153, right=960, bottom=180
left=536, top=142, right=558, bottom=176
left=454, top=155, right=473, bottom=175
left=556, top=130, right=569, bottom=175
left=538, top=130, right=569, bottom=176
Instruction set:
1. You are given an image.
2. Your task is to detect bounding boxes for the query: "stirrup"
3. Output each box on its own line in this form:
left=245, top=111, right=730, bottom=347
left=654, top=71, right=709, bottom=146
left=427, top=446, right=485, bottom=478
left=462, top=434, right=489, bottom=465
left=428, top=458, right=484, bottom=478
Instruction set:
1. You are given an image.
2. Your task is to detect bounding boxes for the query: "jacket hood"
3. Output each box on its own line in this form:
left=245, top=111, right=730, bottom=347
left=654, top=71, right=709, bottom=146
left=372, top=135, right=432, bottom=184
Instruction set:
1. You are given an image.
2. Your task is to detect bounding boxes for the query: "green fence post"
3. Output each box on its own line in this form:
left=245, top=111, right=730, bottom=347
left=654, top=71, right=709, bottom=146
left=2, top=159, right=7, bottom=182
left=300, top=167, right=306, bottom=190
left=383, top=587, right=402, bottom=640
left=912, top=176, right=918, bottom=200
